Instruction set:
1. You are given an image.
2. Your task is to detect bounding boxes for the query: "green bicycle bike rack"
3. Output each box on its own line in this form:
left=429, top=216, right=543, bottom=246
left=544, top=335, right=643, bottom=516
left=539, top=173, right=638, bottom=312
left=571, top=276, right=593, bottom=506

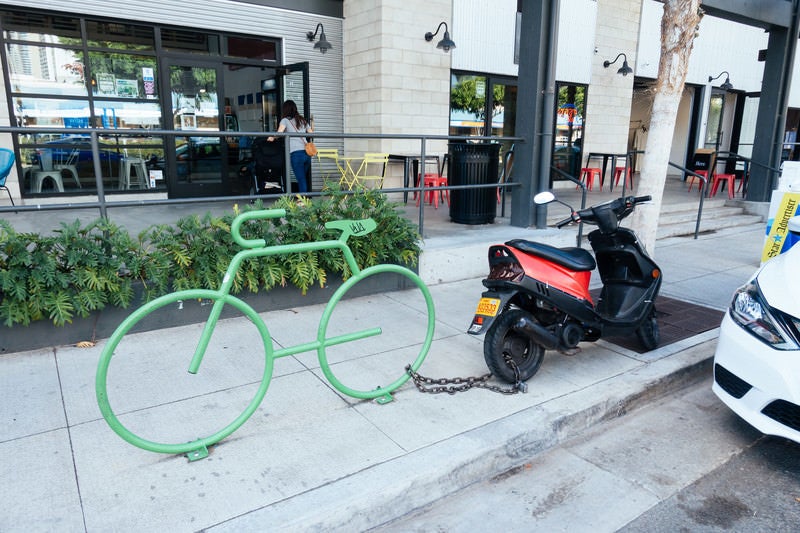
left=96, top=208, right=435, bottom=461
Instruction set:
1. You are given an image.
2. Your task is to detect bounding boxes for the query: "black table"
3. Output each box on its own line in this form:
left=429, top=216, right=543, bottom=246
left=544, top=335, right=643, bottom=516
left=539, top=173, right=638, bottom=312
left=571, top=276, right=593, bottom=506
left=586, top=152, right=630, bottom=191
left=388, top=153, right=440, bottom=203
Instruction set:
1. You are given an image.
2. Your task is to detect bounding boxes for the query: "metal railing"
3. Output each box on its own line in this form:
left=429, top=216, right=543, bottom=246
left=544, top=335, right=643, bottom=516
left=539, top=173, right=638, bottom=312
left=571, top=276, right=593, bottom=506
left=668, top=161, right=708, bottom=239
left=550, top=166, right=587, bottom=246
left=0, top=125, right=523, bottom=237
left=715, top=151, right=782, bottom=197
left=674, top=151, right=781, bottom=239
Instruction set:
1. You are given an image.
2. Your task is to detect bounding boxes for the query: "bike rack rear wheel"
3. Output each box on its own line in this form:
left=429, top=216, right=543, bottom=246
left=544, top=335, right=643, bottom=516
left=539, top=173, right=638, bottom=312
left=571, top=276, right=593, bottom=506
left=95, top=289, right=274, bottom=460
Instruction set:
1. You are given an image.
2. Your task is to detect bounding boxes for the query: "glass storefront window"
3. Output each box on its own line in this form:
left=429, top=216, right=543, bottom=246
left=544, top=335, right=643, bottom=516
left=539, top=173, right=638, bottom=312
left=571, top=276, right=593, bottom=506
left=89, top=51, right=158, bottom=99
left=449, top=73, right=488, bottom=136
left=2, top=7, right=283, bottom=198
left=6, top=44, right=85, bottom=95
left=91, top=100, right=162, bottom=129
left=161, top=28, right=220, bottom=55
left=227, top=36, right=277, bottom=61
left=449, top=73, right=516, bottom=142
left=552, top=83, right=586, bottom=181
left=1, top=10, right=81, bottom=42
left=14, top=96, right=90, bottom=129
left=86, top=20, right=155, bottom=50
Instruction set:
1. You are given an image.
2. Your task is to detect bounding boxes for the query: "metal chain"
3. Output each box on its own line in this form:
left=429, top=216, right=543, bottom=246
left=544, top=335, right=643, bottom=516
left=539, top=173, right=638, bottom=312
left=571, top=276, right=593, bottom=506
left=405, top=352, right=528, bottom=395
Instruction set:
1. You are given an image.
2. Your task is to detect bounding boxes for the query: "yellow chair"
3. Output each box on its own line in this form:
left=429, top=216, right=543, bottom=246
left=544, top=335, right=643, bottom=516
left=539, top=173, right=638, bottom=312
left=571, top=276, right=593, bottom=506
left=355, top=153, right=389, bottom=189
left=315, top=148, right=347, bottom=184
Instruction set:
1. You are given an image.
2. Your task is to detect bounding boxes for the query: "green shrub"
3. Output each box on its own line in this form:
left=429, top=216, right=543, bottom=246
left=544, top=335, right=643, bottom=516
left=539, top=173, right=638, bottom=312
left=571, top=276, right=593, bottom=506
left=0, top=187, right=420, bottom=327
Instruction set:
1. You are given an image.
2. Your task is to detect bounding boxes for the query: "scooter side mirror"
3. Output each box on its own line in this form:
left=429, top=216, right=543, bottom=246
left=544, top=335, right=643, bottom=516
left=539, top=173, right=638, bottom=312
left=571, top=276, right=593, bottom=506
left=534, top=191, right=555, bottom=205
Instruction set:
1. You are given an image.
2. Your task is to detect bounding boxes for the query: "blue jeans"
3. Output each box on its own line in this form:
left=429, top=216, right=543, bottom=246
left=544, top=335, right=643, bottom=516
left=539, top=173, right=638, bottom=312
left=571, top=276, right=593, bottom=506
left=290, top=150, right=311, bottom=193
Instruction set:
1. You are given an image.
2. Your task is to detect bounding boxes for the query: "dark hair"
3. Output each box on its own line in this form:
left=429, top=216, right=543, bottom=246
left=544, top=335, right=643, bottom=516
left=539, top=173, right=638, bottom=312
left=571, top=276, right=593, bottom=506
left=281, top=100, right=307, bottom=129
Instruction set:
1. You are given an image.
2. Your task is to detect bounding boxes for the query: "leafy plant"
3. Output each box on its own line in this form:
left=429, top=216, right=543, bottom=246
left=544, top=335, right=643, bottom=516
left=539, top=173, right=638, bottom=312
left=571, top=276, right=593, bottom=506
left=0, top=188, right=421, bottom=327
left=0, top=218, right=141, bottom=326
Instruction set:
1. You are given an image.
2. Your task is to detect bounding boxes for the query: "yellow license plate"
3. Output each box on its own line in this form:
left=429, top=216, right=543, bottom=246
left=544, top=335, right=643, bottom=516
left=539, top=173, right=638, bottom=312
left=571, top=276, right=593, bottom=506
left=475, top=297, right=501, bottom=317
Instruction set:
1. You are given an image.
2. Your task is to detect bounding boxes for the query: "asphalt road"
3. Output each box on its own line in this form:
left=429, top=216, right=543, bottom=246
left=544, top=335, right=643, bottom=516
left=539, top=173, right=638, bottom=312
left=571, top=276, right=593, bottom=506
left=375, top=381, right=800, bottom=532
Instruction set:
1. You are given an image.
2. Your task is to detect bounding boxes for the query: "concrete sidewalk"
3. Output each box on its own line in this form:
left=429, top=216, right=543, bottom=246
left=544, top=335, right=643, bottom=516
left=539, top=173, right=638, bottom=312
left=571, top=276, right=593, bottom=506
left=0, top=221, right=765, bottom=532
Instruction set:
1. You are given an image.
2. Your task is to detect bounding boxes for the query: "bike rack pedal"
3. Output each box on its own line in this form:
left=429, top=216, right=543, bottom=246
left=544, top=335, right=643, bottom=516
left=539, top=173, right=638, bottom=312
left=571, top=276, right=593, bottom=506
left=186, top=443, right=209, bottom=462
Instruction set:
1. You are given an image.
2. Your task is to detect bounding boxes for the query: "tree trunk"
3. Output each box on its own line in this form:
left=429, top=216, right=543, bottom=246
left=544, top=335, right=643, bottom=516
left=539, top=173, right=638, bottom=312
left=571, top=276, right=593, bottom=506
left=630, top=0, right=703, bottom=255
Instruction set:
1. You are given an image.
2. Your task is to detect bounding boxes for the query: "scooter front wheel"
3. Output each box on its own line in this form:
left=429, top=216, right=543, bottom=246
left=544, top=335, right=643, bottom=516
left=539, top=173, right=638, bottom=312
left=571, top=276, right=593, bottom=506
left=636, top=309, right=660, bottom=351
left=484, top=309, right=545, bottom=383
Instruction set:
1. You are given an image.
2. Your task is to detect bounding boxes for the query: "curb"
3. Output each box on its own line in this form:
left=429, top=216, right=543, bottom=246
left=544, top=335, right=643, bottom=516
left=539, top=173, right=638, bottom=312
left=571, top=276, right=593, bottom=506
left=206, top=338, right=716, bottom=531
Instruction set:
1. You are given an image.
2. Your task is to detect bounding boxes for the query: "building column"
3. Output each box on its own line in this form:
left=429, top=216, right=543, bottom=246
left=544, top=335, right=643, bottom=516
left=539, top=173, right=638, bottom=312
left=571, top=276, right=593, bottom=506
left=748, top=7, right=800, bottom=201
left=512, top=0, right=555, bottom=229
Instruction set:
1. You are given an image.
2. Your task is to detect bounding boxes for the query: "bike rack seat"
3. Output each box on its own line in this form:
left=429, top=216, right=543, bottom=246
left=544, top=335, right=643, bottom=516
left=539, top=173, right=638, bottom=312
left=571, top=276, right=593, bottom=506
left=506, top=239, right=597, bottom=272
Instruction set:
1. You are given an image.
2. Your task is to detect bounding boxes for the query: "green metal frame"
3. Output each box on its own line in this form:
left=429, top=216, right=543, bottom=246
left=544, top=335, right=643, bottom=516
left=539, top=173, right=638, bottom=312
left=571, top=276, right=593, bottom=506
left=95, top=208, right=435, bottom=460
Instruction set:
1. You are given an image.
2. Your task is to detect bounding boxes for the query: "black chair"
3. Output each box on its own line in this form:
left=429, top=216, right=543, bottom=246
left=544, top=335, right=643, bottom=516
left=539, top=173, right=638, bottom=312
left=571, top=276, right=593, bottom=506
left=498, top=144, right=515, bottom=216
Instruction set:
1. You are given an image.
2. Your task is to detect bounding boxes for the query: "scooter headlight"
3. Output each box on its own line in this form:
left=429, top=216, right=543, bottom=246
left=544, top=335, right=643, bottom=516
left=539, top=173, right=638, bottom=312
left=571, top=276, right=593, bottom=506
left=729, top=281, right=800, bottom=350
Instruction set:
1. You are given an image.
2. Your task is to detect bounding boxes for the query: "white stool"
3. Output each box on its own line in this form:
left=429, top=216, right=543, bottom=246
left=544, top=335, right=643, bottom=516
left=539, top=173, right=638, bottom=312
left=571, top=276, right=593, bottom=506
left=54, top=164, right=80, bottom=188
left=119, top=158, right=149, bottom=190
left=31, top=170, right=65, bottom=193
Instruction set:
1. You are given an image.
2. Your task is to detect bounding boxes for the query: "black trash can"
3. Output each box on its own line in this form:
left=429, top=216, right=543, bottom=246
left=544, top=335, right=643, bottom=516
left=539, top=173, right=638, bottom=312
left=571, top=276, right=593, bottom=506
left=448, top=142, right=500, bottom=224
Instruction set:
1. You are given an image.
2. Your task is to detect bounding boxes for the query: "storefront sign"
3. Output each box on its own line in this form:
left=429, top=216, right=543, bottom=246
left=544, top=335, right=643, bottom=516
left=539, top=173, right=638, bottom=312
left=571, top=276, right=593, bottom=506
left=142, top=67, right=155, bottom=98
left=116, top=79, right=139, bottom=98
left=96, top=73, right=116, bottom=96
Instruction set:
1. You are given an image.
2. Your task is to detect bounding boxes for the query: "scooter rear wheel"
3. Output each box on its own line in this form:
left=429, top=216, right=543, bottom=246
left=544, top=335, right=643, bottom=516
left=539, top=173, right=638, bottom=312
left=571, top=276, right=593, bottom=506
left=484, top=309, right=545, bottom=383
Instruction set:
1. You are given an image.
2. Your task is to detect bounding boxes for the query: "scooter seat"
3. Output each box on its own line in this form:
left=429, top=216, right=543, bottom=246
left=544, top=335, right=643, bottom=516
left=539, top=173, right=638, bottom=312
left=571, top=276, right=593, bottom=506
left=506, top=239, right=597, bottom=272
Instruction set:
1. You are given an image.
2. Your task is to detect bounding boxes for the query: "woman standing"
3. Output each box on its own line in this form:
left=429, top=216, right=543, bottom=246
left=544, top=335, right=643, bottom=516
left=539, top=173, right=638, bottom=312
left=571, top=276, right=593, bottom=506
left=270, top=100, right=313, bottom=193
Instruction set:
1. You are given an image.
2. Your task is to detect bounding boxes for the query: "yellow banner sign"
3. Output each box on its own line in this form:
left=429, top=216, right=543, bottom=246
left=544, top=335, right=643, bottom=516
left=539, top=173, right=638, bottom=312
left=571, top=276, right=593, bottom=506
left=762, top=192, right=800, bottom=262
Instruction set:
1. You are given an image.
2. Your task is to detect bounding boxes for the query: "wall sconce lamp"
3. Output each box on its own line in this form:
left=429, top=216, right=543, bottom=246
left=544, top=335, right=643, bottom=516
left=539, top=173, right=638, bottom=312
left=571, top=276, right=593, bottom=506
left=307, top=23, right=332, bottom=54
left=425, top=21, right=456, bottom=52
left=603, top=53, right=633, bottom=76
left=708, top=71, right=734, bottom=90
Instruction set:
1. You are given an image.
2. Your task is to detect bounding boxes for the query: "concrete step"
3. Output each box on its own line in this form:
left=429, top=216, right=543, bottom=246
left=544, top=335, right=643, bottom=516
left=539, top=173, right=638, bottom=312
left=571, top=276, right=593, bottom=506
left=659, top=197, right=728, bottom=214
left=657, top=212, right=763, bottom=239
left=658, top=205, right=745, bottom=226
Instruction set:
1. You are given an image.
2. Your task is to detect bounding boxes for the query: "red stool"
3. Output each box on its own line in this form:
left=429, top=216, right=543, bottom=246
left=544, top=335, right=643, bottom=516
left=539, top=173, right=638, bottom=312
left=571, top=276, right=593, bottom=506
left=416, top=173, right=448, bottom=208
left=711, top=173, right=736, bottom=198
left=737, top=172, right=747, bottom=195
left=688, top=170, right=709, bottom=193
left=578, top=167, right=601, bottom=190
left=613, top=167, right=633, bottom=189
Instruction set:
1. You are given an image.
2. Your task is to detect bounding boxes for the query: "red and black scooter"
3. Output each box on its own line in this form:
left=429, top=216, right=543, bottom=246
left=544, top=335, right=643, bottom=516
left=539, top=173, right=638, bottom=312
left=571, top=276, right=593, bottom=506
left=468, top=192, right=662, bottom=383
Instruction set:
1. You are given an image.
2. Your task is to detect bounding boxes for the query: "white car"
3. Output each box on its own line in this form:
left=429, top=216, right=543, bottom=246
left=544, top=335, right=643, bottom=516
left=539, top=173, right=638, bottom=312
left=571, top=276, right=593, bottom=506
left=713, top=232, right=800, bottom=444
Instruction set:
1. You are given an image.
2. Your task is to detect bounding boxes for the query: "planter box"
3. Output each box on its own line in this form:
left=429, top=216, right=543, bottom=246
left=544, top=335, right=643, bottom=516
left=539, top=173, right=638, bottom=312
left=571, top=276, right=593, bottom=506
left=1, top=270, right=414, bottom=355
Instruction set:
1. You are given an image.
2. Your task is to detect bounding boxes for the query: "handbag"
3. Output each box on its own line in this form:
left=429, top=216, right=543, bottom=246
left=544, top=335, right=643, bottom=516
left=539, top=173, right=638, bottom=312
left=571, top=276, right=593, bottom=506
left=305, top=141, right=317, bottom=157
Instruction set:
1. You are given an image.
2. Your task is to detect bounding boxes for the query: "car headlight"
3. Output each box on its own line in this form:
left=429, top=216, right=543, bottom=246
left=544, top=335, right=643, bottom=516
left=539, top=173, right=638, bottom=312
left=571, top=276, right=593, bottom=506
left=729, top=281, right=800, bottom=350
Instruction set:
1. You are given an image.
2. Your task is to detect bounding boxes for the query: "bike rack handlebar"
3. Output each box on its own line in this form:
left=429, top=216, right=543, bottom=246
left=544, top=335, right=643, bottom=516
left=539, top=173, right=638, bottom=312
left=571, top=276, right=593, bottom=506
left=230, top=208, right=287, bottom=249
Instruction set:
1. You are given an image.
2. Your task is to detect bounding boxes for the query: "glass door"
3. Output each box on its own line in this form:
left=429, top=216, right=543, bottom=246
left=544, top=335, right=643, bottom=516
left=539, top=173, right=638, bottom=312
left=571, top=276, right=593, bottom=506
left=490, top=79, right=517, bottom=165
left=278, top=62, right=310, bottom=122
left=261, top=62, right=310, bottom=130
left=705, top=92, right=726, bottom=153
left=164, top=60, right=228, bottom=197
left=552, top=83, right=586, bottom=181
left=260, top=62, right=310, bottom=191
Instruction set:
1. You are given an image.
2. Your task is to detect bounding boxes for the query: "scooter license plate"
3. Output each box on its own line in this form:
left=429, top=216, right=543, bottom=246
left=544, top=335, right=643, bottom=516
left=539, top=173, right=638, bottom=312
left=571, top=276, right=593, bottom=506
left=475, top=297, right=501, bottom=317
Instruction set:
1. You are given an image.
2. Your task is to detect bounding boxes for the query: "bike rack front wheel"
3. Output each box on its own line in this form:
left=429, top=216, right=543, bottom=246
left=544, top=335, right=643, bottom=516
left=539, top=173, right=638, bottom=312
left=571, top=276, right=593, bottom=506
left=95, top=289, right=274, bottom=460
left=316, top=265, right=435, bottom=401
